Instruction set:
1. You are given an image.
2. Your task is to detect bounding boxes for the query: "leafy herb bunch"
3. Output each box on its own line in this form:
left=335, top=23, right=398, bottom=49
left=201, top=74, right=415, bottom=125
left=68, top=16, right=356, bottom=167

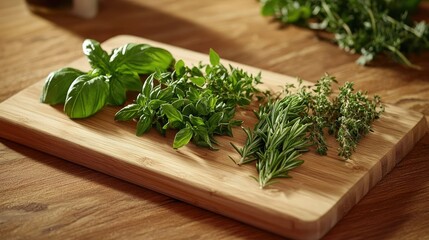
left=299, top=74, right=384, bottom=159
left=41, top=39, right=174, bottom=118
left=260, top=0, right=429, bottom=68
left=115, top=49, right=263, bottom=149
left=231, top=94, right=310, bottom=188
left=232, top=74, right=384, bottom=188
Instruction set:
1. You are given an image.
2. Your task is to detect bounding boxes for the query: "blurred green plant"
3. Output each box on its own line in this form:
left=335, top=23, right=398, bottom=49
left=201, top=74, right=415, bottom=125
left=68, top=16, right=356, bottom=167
left=260, top=0, right=429, bottom=69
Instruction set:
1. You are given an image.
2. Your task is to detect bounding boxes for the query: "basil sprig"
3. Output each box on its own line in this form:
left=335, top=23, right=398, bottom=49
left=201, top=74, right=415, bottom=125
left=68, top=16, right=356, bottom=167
left=41, top=39, right=174, bottom=118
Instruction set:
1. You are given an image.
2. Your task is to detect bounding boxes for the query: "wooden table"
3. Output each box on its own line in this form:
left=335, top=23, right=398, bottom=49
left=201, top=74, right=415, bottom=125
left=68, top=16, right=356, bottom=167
left=1, top=0, right=428, bottom=239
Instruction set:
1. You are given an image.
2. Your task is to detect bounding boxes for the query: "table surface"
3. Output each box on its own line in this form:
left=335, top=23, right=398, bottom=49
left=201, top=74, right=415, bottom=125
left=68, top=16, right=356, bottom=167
left=1, top=0, right=428, bottom=239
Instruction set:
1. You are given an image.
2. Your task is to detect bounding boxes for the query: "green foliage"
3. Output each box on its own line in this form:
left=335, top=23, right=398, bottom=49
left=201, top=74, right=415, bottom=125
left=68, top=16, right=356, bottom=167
left=231, top=73, right=384, bottom=188
left=40, top=67, right=85, bottom=105
left=41, top=39, right=174, bottom=118
left=115, top=49, right=263, bottom=149
left=64, top=75, right=109, bottom=118
left=260, top=0, right=429, bottom=68
left=297, top=74, right=385, bottom=159
left=231, top=95, right=309, bottom=188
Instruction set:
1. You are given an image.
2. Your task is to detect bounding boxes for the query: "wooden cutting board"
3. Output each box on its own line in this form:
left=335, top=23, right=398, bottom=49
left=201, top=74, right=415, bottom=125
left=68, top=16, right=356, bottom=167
left=0, top=35, right=427, bottom=240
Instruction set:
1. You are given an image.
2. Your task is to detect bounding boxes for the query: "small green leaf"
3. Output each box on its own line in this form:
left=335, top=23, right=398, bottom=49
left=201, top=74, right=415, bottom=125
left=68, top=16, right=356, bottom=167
left=148, top=99, right=166, bottom=110
left=158, top=86, right=174, bottom=101
left=173, top=127, right=193, bottom=149
left=149, top=85, right=161, bottom=100
left=193, top=126, right=213, bottom=148
left=190, top=76, right=206, bottom=87
left=207, top=96, right=217, bottom=111
left=191, top=66, right=203, bottom=77
left=82, top=39, right=110, bottom=72
left=41, top=67, right=84, bottom=104
left=261, top=0, right=276, bottom=16
left=161, top=104, right=183, bottom=123
left=195, top=100, right=209, bottom=115
left=115, top=103, right=140, bottom=121
left=207, top=112, right=223, bottom=130
left=175, top=59, right=185, bottom=76
left=182, top=103, right=196, bottom=116
left=189, top=115, right=205, bottom=126
left=172, top=99, right=186, bottom=109
left=136, top=93, right=146, bottom=106
left=64, top=75, right=109, bottom=118
left=209, top=48, right=220, bottom=65
left=142, top=74, right=154, bottom=98
left=136, top=114, right=153, bottom=136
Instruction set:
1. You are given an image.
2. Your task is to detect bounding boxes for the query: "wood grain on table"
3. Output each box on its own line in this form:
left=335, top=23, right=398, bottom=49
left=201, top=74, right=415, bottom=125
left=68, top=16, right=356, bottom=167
left=1, top=0, right=429, bottom=239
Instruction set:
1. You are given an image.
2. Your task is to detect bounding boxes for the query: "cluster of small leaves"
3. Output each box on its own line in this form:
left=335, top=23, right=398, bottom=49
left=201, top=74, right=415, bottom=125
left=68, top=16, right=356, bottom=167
left=297, top=74, right=385, bottom=159
left=260, top=0, right=429, bottom=68
left=231, top=74, right=384, bottom=188
left=41, top=39, right=174, bottom=118
left=115, top=49, right=263, bottom=149
left=231, top=95, right=310, bottom=188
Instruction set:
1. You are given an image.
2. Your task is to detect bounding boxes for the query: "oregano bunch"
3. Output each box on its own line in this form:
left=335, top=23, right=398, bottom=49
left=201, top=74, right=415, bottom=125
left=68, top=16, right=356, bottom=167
left=115, top=49, right=263, bottom=149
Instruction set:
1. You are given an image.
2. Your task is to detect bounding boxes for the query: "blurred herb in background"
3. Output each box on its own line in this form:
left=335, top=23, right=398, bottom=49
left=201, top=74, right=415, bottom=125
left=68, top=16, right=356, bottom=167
left=260, top=0, right=429, bottom=69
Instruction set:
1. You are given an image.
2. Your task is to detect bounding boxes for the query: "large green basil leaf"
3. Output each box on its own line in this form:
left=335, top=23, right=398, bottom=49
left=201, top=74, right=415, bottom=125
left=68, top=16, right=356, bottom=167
left=41, top=67, right=84, bottom=104
left=82, top=39, right=110, bottom=72
left=64, top=75, right=109, bottom=118
left=107, top=75, right=126, bottom=106
left=118, top=72, right=142, bottom=92
left=110, top=43, right=174, bottom=74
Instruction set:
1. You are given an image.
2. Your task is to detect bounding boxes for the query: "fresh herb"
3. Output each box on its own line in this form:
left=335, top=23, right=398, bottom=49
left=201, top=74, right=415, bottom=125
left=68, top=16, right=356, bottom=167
left=299, top=74, right=384, bottom=159
left=231, top=95, right=310, bottom=188
left=260, top=0, right=429, bottom=68
left=115, top=49, right=263, bottom=149
left=231, top=74, right=384, bottom=188
left=41, top=39, right=174, bottom=118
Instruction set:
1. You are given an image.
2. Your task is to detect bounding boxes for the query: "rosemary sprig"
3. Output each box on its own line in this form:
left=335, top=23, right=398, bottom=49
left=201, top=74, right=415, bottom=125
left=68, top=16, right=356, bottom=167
left=232, top=95, right=310, bottom=188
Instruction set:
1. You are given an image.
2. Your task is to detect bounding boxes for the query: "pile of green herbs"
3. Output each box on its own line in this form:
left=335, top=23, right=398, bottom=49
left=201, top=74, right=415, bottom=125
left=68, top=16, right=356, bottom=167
left=260, top=0, right=429, bottom=68
left=41, top=39, right=384, bottom=189
left=231, top=75, right=384, bottom=188
left=115, top=49, right=263, bottom=149
left=41, top=39, right=174, bottom=118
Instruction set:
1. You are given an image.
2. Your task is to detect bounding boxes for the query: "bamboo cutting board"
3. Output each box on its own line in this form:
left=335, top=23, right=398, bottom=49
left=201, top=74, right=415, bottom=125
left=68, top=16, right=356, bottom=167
left=0, top=35, right=427, bottom=240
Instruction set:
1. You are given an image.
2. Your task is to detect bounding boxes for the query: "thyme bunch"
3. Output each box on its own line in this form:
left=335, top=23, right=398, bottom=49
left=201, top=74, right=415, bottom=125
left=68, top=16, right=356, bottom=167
left=299, top=75, right=384, bottom=159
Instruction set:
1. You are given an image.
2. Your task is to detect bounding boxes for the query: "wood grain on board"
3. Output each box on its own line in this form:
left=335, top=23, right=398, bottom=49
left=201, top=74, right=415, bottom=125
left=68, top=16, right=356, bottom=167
left=0, top=35, right=427, bottom=240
